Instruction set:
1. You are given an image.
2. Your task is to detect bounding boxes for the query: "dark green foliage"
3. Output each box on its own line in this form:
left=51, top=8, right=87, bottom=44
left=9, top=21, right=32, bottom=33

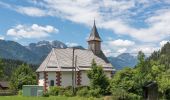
left=111, top=67, right=136, bottom=92
left=165, top=89, right=170, bottom=99
left=147, top=42, right=170, bottom=98
left=112, top=88, right=141, bottom=100
left=88, top=88, right=101, bottom=98
left=58, top=88, right=65, bottom=96
left=49, top=86, right=61, bottom=96
left=76, top=86, right=90, bottom=90
left=76, top=87, right=89, bottom=97
left=63, top=86, right=74, bottom=97
left=49, top=86, right=74, bottom=97
left=0, top=58, right=3, bottom=78
left=63, top=89, right=73, bottom=97
left=87, top=59, right=110, bottom=96
left=111, top=51, right=150, bottom=97
left=10, top=64, right=36, bottom=90
left=1, top=58, right=37, bottom=80
left=111, top=42, right=170, bottom=99
left=42, top=92, right=49, bottom=97
left=48, top=86, right=90, bottom=97
left=18, top=90, right=22, bottom=95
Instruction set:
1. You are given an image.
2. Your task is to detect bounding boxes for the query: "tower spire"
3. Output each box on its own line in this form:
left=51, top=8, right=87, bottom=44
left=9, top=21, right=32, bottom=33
left=87, top=20, right=102, bottom=55
left=94, top=19, right=96, bottom=26
left=88, top=20, right=102, bottom=42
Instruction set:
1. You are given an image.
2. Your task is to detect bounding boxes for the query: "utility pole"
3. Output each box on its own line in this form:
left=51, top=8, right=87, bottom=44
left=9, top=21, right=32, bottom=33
left=74, top=55, right=77, bottom=91
left=72, top=48, right=75, bottom=95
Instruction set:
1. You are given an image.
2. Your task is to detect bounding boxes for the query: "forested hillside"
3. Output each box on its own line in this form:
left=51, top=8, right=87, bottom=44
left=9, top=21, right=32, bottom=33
left=0, top=58, right=37, bottom=81
left=111, top=42, right=170, bottom=99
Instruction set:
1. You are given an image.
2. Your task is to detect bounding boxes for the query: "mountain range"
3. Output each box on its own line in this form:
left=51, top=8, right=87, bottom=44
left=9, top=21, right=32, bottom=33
left=108, top=53, right=137, bottom=70
left=0, top=40, right=137, bottom=69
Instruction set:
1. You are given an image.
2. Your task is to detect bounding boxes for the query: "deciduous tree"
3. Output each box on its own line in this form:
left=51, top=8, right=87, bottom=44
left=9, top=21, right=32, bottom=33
left=10, top=64, right=36, bottom=90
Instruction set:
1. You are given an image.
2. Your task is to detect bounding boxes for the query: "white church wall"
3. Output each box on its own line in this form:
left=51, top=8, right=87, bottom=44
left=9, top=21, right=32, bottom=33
left=47, top=72, right=56, bottom=88
left=38, top=70, right=112, bottom=88
left=61, top=71, right=72, bottom=87
left=38, top=72, right=44, bottom=86
left=81, top=71, right=90, bottom=86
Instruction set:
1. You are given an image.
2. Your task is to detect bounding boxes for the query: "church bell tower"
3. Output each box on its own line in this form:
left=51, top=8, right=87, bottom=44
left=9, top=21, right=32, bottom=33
left=87, top=20, right=102, bottom=55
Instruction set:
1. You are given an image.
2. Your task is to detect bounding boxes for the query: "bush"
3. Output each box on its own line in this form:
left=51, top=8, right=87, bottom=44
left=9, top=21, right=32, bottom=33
left=76, top=87, right=89, bottom=97
left=42, top=92, right=49, bottom=97
left=58, top=88, right=65, bottom=96
left=112, top=88, right=141, bottom=100
left=165, top=89, right=170, bottom=99
left=49, top=86, right=61, bottom=96
left=57, top=86, right=73, bottom=97
left=88, top=88, right=101, bottom=98
left=65, top=86, right=72, bottom=90
left=18, top=90, right=22, bottom=95
left=126, top=93, right=141, bottom=100
left=76, top=86, right=90, bottom=90
left=63, top=89, right=74, bottom=97
left=112, top=88, right=127, bottom=100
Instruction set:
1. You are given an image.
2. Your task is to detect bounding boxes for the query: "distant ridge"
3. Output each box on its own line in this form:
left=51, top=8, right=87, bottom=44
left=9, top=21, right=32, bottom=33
left=108, top=53, right=137, bottom=70
left=0, top=39, right=137, bottom=70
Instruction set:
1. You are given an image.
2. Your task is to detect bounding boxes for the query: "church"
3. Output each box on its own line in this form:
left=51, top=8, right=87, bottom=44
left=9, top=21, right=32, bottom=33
left=36, top=21, right=115, bottom=91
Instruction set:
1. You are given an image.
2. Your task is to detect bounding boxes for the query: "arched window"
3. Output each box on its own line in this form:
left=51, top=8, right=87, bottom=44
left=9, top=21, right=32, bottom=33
left=50, top=80, right=54, bottom=86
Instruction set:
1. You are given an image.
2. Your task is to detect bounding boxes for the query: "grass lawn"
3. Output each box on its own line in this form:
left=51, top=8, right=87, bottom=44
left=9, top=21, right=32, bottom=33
left=0, top=96, right=103, bottom=100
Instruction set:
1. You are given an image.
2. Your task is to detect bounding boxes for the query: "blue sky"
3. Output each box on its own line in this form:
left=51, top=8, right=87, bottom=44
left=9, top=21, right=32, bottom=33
left=0, top=0, right=170, bottom=56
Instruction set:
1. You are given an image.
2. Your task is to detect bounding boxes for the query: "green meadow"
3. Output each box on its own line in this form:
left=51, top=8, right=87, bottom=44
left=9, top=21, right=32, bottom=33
left=0, top=96, right=103, bottom=100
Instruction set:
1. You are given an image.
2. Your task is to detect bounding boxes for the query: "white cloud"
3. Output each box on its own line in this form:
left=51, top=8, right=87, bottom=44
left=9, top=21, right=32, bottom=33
left=16, top=6, right=47, bottom=17
left=0, top=36, right=5, bottom=40
left=1, top=0, right=170, bottom=56
left=0, top=1, right=47, bottom=17
left=102, top=39, right=134, bottom=57
left=7, top=24, right=58, bottom=39
left=130, top=46, right=159, bottom=56
left=102, top=39, right=159, bottom=57
left=1, top=1, right=170, bottom=42
left=66, top=42, right=79, bottom=47
left=24, top=0, right=170, bottom=42
left=117, top=48, right=127, bottom=53
left=107, top=39, right=135, bottom=47
left=160, top=40, right=168, bottom=47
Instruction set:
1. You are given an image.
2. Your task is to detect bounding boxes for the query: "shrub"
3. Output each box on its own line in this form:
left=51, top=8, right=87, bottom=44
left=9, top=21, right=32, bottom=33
left=57, top=86, right=73, bottom=97
left=88, top=88, right=101, bottom=98
left=76, top=86, right=90, bottom=90
left=63, top=89, right=73, bottom=97
left=165, top=89, right=170, bottom=99
left=58, top=88, right=65, bottom=96
left=112, top=88, right=127, bottom=100
left=18, top=90, right=22, bottom=95
left=112, top=88, right=141, bottom=100
left=42, top=92, right=49, bottom=97
left=49, top=86, right=61, bottom=96
left=126, top=93, right=141, bottom=100
left=76, top=87, right=89, bottom=97
left=65, top=86, right=72, bottom=90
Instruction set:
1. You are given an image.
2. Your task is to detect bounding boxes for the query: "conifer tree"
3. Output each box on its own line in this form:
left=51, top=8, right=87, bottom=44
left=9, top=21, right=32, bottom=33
left=87, top=59, right=110, bottom=95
